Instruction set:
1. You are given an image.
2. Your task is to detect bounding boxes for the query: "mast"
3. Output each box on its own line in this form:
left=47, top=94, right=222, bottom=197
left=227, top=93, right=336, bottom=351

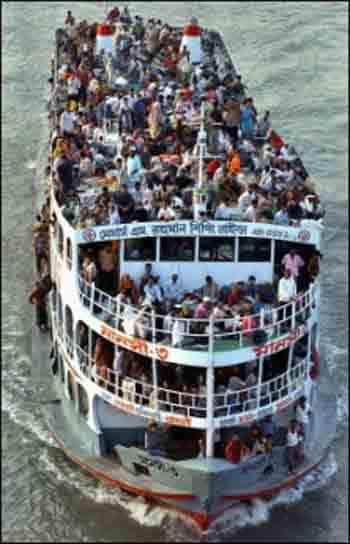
left=198, top=101, right=206, bottom=190
left=193, top=102, right=208, bottom=220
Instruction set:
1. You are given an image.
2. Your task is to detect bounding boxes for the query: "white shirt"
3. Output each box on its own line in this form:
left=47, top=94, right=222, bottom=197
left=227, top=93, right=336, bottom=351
left=158, top=207, right=175, bottom=221
left=93, top=127, right=104, bottom=143
left=278, top=276, right=297, bottom=303
left=144, top=283, right=163, bottom=303
left=238, top=191, right=255, bottom=212
left=105, top=96, right=120, bottom=115
left=164, top=280, right=183, bottom=302
left=287, top=430, right=299, bottom=447
left=172, top=318, right=186, bottom=347
left=67, top=75, right=81, bottom=96
left=109, top=208, right=120, bottom=225
left=163, top=314, right=174, bottom=333
left=60, top=110, right=74, bottom=134
left=245, top=205, right=258, bottom=222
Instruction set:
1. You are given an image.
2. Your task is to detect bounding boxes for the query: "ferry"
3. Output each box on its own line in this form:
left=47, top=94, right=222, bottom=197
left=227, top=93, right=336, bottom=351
left=30, top=6, right=337, bottom=532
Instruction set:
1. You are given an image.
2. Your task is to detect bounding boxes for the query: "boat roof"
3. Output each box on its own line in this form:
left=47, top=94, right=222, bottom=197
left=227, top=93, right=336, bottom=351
left=48, top=9, right=325, bottom=239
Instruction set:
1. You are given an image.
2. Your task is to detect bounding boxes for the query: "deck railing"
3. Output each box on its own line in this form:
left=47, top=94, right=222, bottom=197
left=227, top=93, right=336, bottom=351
left=77, top=275, right=316, bottom=351
left=70, top=338, right=309, bottom=422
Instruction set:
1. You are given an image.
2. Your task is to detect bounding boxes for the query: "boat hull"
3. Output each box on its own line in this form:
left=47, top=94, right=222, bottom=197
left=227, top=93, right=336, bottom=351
left=47, top=418, right=330, bottom=532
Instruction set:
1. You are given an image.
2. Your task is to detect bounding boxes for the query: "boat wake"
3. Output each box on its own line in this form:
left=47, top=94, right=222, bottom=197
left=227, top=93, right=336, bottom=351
left=2, top=340, right=346, bottom=540
left=36, top=444, right=338, bottom=541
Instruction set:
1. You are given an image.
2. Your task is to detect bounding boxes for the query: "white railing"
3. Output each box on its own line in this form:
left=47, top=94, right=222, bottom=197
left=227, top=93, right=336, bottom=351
left=75, top=344, right=207, bottom=418
left=78, top=274, right=316, bottom=351
left=213, top=357, right=308, bottom=418
left=70, top=337, right=308, bottom=422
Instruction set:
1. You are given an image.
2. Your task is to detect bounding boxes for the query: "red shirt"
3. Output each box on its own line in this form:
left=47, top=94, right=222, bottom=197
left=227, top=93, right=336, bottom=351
left=207, top=159, right=220, bottom=176
left=227, top=291, right=241, bottom=306
left=225, top=439, right=241, bottom=464
left=241, top=315, right=257, bottom=336
left=77, top=70, right=90, bottom=88
left=269, top=131, right=284, bottom=151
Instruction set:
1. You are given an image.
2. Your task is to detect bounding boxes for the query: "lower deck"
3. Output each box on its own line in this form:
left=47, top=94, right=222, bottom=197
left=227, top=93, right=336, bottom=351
left=33, top=323, right=336, bottom=530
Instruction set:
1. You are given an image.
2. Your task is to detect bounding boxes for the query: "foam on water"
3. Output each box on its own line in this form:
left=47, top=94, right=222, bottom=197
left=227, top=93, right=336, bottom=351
left=2, top=339, right=346, bottom=539
left=36, top=439, right=339, bottom=541
left=26, top=160, right=37, bottom=170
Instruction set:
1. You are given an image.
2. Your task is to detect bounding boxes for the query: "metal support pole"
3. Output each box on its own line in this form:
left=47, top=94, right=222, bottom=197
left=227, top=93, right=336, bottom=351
left=198, top=102, right=205, bottom=190
left=287, top=341, right=295, bottom=392
left=90, top=282, right=95, bottom=314
left=257, top=355, right=264, bottom=409
left=88, top=324, right=92, bottom=378
left=206, top=315, right=215, bottom=458
left=291, top=301, right=296, bottom=329
left=151, top=309, right=158, bottom=411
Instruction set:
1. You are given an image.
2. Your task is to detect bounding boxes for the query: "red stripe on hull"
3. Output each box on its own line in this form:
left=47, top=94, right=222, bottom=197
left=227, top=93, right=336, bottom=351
left=50, top=430, right=328, bottom=532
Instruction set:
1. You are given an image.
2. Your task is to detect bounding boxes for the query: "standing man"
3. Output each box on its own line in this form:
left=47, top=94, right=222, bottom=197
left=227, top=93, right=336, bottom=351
left=277, top=269, right=297, bottom=330
left=29, top=281, right=49, bottom=332
left=281, top=248, right=305, bottom=292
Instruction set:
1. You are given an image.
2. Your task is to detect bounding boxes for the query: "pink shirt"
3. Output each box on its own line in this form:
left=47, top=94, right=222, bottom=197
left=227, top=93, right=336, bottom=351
left=195, top=303, right=210, bottom=319
left=282, top=253, right=305, bottom=277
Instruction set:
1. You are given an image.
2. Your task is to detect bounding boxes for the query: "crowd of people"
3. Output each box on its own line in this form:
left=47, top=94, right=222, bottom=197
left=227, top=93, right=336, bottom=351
left=30, top=8, right=318, bottom=474
left=48, top=8, right=325, bottom=230
left=79, top=243, right=318, bottom=347
left=80, top=328, right=307, bottom=416
left=143, top=394, right=311, bottom=471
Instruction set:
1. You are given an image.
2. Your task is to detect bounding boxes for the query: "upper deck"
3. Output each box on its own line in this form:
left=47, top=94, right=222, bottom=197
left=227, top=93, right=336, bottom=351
left=40, top=10, right=328, bottom=460
left=47, top=8, right=325, bottom=370
left=49, top=13, right=325, bottom=240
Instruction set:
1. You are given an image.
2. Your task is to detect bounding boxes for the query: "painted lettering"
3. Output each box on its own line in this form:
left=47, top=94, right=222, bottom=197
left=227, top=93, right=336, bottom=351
left=137, top=455, right=180, bottom=478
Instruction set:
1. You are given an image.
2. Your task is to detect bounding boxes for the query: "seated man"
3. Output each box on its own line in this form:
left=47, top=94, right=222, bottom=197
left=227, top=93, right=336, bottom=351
left=226, top=282, right=244, bottom=307
left=199, top=275, right=220, bottom=302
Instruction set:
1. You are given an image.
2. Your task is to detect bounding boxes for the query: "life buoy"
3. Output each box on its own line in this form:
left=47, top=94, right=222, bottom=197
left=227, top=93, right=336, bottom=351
left=310, top=349, right=319, bottom=380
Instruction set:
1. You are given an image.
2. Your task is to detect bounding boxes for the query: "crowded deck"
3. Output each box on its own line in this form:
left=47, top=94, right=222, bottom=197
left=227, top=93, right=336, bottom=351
left=30, top=7, right=325, bottom=477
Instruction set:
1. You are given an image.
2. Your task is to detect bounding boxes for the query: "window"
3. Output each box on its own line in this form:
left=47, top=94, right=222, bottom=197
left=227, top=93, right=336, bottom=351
left=199, top=237, right=235, bottom=262
left=58, top=225, right=64, bottom=257
left=67, top=371, right=75, bottom=401
left=239, top=238, right=271, bottom=262
left=124, top=238, right=156, bottom=261
left=160, top=238, right=194, bottom=261
left=66, top=238, right=72, bottom=269
left=78, top=384, right=89, bottom=417
left=59, top=352, right=65, bottom=384
left=65, top=306, right=73, bottom=339
left=57, top=293, right=63, bottom=326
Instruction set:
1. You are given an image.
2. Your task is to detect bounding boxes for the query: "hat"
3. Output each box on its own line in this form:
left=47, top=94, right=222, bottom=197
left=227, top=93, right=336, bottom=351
left=203, top=296, right=211, bottom=303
